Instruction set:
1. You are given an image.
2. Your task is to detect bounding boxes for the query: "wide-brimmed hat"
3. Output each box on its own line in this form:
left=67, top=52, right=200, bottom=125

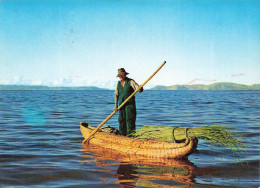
left=117, top=68, right=129, bottom=77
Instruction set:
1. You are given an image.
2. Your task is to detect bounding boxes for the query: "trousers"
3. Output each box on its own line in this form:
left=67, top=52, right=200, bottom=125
left=118, top=103, right=136, bottom=136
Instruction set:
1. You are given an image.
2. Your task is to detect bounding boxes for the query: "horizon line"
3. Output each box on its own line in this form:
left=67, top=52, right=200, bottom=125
left=0, top=81, right=259, bottom=88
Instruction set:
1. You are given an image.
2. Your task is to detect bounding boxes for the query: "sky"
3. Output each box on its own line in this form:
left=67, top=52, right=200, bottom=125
left=0, top=0, right=259, bottom=89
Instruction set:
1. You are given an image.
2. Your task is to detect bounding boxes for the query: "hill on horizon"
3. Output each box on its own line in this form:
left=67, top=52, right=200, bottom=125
left=0, top=82, right=260, bottom=91
left=150, top=82, right=260, bottom=90
left=0, top=85, right=108, bottom=91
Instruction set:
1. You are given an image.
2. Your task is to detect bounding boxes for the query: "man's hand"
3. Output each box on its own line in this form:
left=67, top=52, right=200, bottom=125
left=139, top=86, right=144, bottom=93
left=114, top=106, right=118, bottom=112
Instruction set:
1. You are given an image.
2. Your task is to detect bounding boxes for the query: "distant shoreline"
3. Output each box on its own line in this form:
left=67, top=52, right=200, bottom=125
left=0, top=85, right=108, bottom=91
left=0, top=82, right=259, bottom=91
left=149, top=82, right=260, bottom=90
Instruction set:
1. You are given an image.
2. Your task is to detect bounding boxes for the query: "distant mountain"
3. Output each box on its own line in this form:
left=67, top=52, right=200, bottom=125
left=0, top=85, right=107, bottom=90
left=150, top=82, right=260, bottom=90
left=1, top=83, right=259, bottom=91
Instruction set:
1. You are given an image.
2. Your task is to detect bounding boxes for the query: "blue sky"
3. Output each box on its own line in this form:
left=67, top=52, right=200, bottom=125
left=0, top=0, right=259, bottom=89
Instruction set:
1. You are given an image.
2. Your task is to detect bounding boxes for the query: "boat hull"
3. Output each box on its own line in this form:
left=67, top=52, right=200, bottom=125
left=80, top=123, right=198, bottom=159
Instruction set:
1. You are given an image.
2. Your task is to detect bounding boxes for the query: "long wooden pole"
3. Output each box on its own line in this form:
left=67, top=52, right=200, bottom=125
left=82, top=61, right=166, bottom=144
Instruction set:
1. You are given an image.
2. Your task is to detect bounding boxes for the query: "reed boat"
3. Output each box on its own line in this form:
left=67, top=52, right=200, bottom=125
left=80, top=122, right=198, bottom=159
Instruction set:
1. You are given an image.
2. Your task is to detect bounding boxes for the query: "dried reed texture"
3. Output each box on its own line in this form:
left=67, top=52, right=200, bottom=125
left=80, top=125, right=198, bottom=159
left=131, top=125, right=247, bottom=156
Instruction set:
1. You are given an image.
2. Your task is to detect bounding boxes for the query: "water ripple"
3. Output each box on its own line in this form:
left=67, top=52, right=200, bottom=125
left=0, top=90, right=259, bottom=187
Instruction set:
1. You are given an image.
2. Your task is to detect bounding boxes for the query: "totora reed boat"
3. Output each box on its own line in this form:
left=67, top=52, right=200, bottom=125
left=80, top=122, right=198, bottom=159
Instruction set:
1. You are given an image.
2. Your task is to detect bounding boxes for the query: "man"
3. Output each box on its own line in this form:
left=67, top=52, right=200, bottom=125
left=114, top=68, right=143, bottom=136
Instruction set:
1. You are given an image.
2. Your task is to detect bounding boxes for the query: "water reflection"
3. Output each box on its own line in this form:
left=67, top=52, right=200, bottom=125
left=80, top=145, right=196, bottom=187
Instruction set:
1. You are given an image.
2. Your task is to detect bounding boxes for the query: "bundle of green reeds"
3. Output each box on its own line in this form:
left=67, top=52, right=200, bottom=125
left=131, top=125, right=247, bottom=156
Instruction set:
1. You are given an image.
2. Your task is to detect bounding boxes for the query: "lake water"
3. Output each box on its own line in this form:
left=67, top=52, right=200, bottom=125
left=0, top=90, right=259, bottom=187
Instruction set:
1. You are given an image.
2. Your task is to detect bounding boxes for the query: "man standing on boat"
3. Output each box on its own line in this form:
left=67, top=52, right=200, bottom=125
left=114, top=68, right=143, bottom=136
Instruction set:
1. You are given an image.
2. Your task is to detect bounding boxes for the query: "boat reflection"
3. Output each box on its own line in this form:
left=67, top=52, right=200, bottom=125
left=80, top=144, right=196, bottom=187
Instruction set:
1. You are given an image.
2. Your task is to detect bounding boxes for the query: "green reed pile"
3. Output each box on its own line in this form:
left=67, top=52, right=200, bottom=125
left=131, top=125, right=247, bottom=156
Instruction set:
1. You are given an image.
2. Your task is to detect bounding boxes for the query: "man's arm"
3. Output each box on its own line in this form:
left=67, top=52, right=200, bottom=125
left=114, top=83, right=119, bottom=112
left=130, top=79, right=144, bottom=93
left=114, top=94, right=119, bottom=112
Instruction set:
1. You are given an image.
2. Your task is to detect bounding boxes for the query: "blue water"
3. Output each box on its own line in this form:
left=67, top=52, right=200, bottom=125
left=0, top=90, right=259, bottom=187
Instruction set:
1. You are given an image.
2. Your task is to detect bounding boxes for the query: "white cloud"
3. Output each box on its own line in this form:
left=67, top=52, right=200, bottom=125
left=0, top=76, right=25, bottom=85
left=13, top=76, right=23, bottom=84
left=31, top=80, right=43, bottom=85
left=0, top=79, right=11, bottom=85
left=90, top=80, right=117, bottom=89
left=0, top=76, right=156, bottom=89
left=49, top=78, right=73, bottom=86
